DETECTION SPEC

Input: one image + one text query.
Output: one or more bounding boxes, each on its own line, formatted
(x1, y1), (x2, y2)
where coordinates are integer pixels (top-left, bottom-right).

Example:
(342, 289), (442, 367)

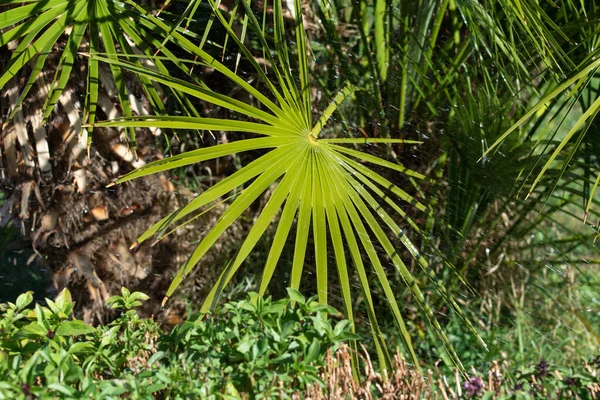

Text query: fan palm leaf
(92, 0), (485, 371)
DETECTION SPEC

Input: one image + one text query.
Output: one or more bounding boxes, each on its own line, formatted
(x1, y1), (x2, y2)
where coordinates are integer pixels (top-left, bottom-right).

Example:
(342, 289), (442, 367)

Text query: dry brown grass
(302, 344), (431, 399)
(298, 344), (600, 399)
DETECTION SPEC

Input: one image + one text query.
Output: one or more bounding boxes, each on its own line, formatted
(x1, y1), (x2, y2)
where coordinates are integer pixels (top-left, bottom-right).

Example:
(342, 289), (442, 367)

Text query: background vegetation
(1, 0), (600, 397)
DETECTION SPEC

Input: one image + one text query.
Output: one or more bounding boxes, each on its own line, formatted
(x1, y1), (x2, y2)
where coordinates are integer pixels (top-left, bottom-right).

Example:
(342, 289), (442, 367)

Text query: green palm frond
(92, 0), (485, 371)
(0, 0), (206, 151)
(483, 55), (600, 222)
(476, 2), (600, 222)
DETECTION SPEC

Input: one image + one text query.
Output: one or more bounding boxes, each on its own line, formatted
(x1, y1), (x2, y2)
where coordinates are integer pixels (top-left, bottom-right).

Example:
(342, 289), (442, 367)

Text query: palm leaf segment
(0, 0), (198, 150)
(95, 0), (484, 370)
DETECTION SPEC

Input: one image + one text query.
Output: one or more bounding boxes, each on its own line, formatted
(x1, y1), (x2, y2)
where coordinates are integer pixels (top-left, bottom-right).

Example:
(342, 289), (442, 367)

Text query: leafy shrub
(0, 288), (355, 399)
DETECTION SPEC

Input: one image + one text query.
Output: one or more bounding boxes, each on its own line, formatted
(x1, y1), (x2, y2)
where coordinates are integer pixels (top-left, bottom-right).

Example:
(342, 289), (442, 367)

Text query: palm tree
(1, 0), (599, 370)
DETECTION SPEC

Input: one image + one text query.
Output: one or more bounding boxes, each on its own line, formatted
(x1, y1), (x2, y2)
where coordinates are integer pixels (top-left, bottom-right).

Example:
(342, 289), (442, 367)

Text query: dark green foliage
(0, 193), (49, 303)
(0, 223), (49, 304)
(0, 288), (355, 399)
(155, 288), (358, 398)
(488, 358), (600, 400)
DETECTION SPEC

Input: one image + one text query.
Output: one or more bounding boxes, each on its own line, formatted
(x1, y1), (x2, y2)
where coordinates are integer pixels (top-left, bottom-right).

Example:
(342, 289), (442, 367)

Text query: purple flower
(464, 376), (484, 396)
(535, 359), (549, 377)
(565, 377), (577, 386)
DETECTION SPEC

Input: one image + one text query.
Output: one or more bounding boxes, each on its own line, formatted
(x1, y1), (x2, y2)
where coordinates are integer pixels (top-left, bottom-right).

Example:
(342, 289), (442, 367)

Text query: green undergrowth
(0, 287), (355, 399)
(0, 288), (598, 399)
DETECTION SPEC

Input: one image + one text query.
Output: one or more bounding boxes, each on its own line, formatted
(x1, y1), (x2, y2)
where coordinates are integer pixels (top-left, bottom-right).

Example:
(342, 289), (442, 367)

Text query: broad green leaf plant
(91, 0), (485, 370)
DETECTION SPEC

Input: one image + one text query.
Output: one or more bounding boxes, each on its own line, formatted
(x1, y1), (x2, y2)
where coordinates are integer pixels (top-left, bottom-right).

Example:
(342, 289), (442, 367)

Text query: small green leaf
(0, 381), (19, 390)
(15, 291), (33, 310)
(105, 296), (123, 309)
(69, 342), (95, 354)
(128, 301), (143, 308)
(310, 315), (331, 338)
(239, 302), (255, 312)
(148, 351), (166, 365)
(45, 299), (61, 315)
(35, 303), (49, 328)
(261, 303), (286, 316)
(155, 371), (172, 384)
(47, 382), (77, 395)
(18, 322), (47, 337)
(273, 353), (293, 363)
(334, 331), (361, 341)
(481, 391), (495, 400)
(56, 320), (96, 336)
(121, 287), (131, 298)
(223, 382), (241, 397)
(100, 326), (120, 347)
(100, 385), (128, 396)
(333, 320), (351, 337)
(237, 335), (253, 354)
(286, 288), (306, 305)
(305, 339), (321, 363)
(128, 292), (150, 302)
(146, 383), (167, 393)
(308, 302), (337, 315)
(54, 288), (73, 311)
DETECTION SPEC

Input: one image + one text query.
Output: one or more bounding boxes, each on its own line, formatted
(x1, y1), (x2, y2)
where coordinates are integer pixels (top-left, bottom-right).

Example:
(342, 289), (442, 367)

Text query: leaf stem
(310, 85), (360, 139)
